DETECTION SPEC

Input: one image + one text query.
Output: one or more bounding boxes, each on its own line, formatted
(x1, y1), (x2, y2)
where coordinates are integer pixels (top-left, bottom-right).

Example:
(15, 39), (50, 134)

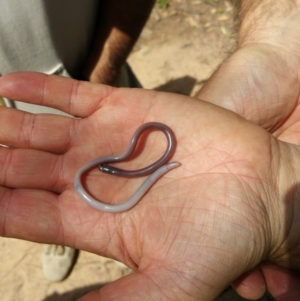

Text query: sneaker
(42, 244), (77, 282)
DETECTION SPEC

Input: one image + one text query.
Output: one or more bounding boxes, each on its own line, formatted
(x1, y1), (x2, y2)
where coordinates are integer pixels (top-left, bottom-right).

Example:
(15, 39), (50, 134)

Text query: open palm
(0, 72), (300, 301)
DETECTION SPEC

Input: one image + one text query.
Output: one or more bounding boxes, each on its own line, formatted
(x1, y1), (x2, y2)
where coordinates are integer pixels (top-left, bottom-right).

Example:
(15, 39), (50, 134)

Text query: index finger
(0, 72), (115, 117)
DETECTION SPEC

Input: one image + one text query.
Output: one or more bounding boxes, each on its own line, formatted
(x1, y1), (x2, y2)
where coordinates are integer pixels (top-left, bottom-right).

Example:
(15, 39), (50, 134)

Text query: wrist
(238, 1), (300, 56)
(196, 43), (300, 126)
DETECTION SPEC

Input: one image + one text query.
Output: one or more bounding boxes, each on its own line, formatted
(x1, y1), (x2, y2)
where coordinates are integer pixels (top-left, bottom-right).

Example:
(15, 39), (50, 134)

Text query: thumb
(232, 268), (267, 300)
(262, 265), (300, 301)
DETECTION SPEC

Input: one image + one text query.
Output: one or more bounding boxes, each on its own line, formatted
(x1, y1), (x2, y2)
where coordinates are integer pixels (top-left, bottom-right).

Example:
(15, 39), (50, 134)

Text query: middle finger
(0, 106), (75, 153)
(0, 147), (66, 192)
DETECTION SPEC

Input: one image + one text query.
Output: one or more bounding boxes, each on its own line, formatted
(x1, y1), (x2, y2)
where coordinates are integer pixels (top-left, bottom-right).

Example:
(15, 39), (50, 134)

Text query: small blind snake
(74, 122), (181, 213)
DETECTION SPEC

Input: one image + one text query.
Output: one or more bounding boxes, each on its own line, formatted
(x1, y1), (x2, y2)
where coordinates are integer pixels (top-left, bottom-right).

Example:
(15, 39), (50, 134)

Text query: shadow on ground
(154, 75), (205, 95)
(41, 283), (106, 301)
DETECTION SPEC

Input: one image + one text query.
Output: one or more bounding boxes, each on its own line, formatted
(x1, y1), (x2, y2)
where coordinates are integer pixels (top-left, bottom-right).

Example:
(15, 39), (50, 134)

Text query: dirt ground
(1, 1), (274, 300)
(129, 0), (236, 95)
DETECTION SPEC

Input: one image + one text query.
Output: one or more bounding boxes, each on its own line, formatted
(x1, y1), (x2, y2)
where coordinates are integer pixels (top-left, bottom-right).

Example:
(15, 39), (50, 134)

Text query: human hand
(1, 72), (300, 301)
(195, 5), (300, 299)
